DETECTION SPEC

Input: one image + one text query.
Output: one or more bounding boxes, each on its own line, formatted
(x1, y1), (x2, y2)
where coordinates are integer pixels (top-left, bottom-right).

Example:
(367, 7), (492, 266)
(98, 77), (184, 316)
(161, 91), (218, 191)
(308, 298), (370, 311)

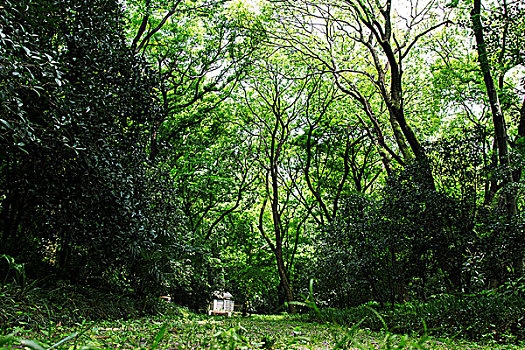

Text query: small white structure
(159, 295), (171, 302)
(208, 291), (234, 317)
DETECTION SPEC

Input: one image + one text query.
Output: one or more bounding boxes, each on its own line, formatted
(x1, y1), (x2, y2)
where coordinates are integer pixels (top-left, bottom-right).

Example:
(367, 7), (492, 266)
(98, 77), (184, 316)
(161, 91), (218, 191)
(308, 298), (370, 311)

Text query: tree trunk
(512, 97), (525, 182)
(275, 249), (295, 313)
(388, 109), (412, 162)
(369, 1), (436, 190)
(471, 0), (517, 216)
(270, 163), (295, 313)
(484, 140), (501, 206)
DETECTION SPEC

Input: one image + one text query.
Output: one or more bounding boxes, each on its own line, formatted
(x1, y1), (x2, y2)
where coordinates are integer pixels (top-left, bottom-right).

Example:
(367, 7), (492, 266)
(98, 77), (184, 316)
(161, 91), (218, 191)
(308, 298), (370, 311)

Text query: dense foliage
(1, 0), (524, 344)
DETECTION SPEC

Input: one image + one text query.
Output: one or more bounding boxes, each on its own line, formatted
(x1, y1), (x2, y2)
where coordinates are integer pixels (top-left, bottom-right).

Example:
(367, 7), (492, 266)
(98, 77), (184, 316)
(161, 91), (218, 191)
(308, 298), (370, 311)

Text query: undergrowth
(0, 281), (164, 334)
(306, 292), (525, 343)
(1, 310), (522, 349)
(1, 278), (524, 349)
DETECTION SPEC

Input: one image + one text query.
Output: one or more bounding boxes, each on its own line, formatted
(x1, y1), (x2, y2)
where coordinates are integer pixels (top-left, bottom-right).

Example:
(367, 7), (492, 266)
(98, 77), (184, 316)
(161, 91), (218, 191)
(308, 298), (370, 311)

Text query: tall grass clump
(309, 290), (525, 343)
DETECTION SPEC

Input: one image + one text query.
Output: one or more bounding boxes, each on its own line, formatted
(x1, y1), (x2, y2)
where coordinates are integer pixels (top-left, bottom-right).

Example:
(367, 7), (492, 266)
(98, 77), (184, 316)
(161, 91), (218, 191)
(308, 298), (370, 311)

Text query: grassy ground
(1, 308), (523, 350)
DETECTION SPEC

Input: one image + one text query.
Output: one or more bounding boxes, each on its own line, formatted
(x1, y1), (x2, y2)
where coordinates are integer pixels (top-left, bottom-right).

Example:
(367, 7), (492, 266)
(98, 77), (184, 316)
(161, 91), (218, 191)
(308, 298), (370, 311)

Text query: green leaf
(150, 322), (168, 349)
(48, 333), (78, 349)
(19, 339), (47, 350)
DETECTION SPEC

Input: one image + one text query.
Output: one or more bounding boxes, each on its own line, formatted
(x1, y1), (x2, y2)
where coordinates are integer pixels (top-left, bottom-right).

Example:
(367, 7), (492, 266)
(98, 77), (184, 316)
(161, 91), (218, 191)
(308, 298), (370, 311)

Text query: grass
(1, 307), (524, 349)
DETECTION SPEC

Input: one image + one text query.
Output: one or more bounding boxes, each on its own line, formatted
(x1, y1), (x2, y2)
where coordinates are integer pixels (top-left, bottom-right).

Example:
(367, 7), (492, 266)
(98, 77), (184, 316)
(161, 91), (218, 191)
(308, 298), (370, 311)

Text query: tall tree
(0, 0), (160, 289)
(240, 51), (317, 312)
(126, 0), (261, 161)
(267, 0), (454, 188)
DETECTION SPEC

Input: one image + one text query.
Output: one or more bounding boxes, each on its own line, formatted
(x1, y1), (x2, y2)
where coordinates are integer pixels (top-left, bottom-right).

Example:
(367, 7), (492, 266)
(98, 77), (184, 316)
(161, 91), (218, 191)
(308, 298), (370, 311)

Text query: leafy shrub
(308, 291), (525, 343)
(0, 282), (143, 333)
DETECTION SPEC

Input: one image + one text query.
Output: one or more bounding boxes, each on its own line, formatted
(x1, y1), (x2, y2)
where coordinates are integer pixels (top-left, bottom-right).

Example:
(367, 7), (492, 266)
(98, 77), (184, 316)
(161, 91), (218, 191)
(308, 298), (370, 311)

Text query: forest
(1, 0), (525, 348)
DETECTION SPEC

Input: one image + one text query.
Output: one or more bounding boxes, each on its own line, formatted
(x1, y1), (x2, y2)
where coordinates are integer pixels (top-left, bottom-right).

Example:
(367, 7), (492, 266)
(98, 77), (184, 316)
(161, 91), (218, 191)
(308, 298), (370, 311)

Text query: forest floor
(2, 312), (523, 349)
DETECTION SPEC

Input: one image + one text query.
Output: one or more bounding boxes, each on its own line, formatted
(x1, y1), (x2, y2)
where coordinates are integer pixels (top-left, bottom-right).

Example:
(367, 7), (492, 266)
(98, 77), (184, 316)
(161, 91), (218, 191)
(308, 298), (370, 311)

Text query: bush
(0, 281), (145, 333)
(308, 291), (525, 343)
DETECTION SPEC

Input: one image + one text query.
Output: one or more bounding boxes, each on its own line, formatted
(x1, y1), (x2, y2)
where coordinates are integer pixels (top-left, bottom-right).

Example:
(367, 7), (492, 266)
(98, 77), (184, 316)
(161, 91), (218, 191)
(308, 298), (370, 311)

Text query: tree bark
(518, 97), (525, 143)
(512, 97), (525, 182)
